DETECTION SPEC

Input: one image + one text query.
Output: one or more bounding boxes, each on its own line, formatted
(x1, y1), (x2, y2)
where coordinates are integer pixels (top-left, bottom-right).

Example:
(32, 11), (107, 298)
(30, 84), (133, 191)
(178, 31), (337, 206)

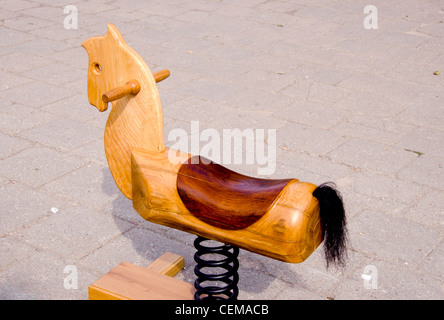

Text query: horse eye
(93, 63), (102, 74)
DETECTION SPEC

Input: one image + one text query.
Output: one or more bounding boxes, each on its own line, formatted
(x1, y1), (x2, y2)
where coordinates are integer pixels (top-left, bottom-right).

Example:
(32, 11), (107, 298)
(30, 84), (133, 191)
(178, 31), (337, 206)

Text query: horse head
(82, 23), (128, 112)
(81, 23), (167, 199)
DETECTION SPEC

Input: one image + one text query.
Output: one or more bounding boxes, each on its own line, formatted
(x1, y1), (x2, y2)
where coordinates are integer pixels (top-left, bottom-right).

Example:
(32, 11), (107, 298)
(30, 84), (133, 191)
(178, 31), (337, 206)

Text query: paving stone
(279, 122), (348, 156)
(328, 138), (417, 175)
(0, 70), (33, 91)
(3, 15), (54, 32)
(397, 154), (444, 190)
(176, 77), (243, 103)
(123, 26), (174, 47)
(28, 23), (88, 42)
(405, 189), (444, 229)
(41, 162), (122, 210)
(105, 0), (153, 11)
(291, 63), (352, 86)
(155, 68), (201, 97)
(0, 147), (87, 188)
(0, 102), (58, 135)
(230, 69), (297, 94)
(18, 117), (102, 151)
(205, 25), (261, 48)
(223, 87), (293, 112)
(0, 238), (33, 270)
(330, 38), (393, 56)
(24, 61), (85, 86)
(331, 258), (444, 299)
(68, 137), (107, 167)
(342, 171), (426, 218)
(0, 132), (32, 159)
(395, 127), (444, 159)
(163, 96), (234, 125)
(306, 81), (351, 105)
(417, 240), (444, 281)
(100, 193), (143, 225)
(11, 37), (69, 56)
(238, 272), (290, 300)
(279, 150), (354, 182)
(274, 286), (326, 300)
(0, 26), (36, 47)
(41, 94), (97, 123)
(153, 45), (208, 70)
(0, 9), (15, 21)
(0, 176), (9, 186)
(0, 250), (90, 299)
(385, 60), (444, 85)
(348, 209), (441, 268)
(374, 31), (430, 47)
(332, 90), (412, 118)
(204, 45), (257, 63)
(186, 59), (251, 83)
(340, 72), (436, 104)
(0, 51), (51, 73)
(297, 46), (351, 66)
(13, 204), (133, 260)
(383, 40), (442, 66)
(136, 2), (190, 18)
(0, 81), (73, 108)
(77, 226), (195, 277)
(0, 182), (68, 236)
(46, 45), (89, 70)
(398, 103), (444, 130)
(2, 0), (39, 12)
(330, 117), (415, 146)
(335, 53), (399, 75)
(275, 100), (348, 130)
(22, 5), (66, 22)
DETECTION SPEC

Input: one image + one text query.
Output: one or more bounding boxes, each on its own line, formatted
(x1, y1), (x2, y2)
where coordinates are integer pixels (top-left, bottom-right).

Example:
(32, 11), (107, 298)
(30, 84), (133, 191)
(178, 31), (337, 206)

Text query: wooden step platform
(88, 252), (195, 300)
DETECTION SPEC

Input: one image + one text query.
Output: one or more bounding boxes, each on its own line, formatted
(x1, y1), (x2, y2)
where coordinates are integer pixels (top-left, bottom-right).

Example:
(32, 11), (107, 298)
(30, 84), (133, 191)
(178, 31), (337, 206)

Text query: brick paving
(0, 0), (443, 299)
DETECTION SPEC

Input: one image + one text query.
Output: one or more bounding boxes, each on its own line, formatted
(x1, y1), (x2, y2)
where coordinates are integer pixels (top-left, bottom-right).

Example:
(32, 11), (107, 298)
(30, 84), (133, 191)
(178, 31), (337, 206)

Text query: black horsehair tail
(312, 182), (348, 268)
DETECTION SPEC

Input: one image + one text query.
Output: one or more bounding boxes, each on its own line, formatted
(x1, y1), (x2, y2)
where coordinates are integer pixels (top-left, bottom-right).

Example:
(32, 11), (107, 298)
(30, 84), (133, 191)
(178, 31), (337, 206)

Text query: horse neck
(103, 57), (165, 199)
(105, 76), (165, 153)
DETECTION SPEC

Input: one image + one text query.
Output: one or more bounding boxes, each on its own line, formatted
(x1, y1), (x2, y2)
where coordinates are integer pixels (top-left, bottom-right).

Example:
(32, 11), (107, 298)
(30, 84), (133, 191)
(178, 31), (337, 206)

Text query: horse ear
(106, 23), (125, 44)
(81, 39), (91, 51)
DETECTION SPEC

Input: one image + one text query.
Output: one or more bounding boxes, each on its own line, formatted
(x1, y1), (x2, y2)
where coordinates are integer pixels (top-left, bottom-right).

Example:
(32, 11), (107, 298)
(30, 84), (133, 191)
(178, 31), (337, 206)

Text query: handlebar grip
(102, 80), (140, 103)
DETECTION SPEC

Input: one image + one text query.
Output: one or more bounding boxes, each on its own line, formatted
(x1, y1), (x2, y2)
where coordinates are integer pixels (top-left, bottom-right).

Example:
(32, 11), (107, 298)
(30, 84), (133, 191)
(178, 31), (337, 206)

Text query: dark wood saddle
(177, 156), (292, 230)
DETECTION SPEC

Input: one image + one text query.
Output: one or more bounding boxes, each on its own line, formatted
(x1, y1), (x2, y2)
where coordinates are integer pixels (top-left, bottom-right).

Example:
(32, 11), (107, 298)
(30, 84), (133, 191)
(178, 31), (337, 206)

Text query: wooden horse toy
(83, 24), (347, 300)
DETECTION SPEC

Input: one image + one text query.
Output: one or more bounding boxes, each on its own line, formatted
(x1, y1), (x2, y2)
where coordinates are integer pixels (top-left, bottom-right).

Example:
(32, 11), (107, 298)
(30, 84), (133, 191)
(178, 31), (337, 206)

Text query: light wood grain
(89, 261), (194, 300)
(153, 69), (170, 83)
(82, 23), (165, 199)
(146, 252), (185, 277)
(102, 79), (140, 103)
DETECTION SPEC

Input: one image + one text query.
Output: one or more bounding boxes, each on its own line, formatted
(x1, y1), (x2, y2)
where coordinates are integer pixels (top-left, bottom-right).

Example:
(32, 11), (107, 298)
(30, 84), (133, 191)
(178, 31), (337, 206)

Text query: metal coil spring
(193, 236), (239, 300)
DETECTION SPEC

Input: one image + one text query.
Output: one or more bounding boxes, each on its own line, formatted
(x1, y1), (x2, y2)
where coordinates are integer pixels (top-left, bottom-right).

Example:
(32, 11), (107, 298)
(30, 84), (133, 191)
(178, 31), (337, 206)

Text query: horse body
(82, 24), (347, 266)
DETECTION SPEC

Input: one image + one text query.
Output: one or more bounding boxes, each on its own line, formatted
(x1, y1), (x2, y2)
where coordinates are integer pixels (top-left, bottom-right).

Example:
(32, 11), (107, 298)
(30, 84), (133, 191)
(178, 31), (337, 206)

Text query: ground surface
(0, 0), (443, 300)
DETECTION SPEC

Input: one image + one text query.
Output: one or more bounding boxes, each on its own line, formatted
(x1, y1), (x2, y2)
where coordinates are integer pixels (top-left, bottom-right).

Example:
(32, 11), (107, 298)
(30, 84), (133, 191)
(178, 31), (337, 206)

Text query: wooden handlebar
(153, 69), (170, 83)
(102, 80), (141, 103)
(102, 70), (170, 103)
